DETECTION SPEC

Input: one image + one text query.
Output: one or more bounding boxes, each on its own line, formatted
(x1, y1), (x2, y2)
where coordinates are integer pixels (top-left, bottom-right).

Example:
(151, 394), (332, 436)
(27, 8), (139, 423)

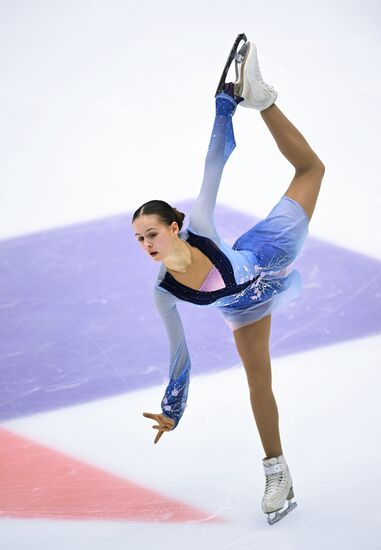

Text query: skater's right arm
(151, 285), (192, 431)
(188, 92), (238, 245)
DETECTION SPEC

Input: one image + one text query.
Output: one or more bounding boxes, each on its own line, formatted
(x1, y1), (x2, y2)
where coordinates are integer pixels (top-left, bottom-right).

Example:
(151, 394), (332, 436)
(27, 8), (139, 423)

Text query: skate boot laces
(253, 58), (275, 94)
(264, 469), (288, 498)
(263, 457), (288, 499)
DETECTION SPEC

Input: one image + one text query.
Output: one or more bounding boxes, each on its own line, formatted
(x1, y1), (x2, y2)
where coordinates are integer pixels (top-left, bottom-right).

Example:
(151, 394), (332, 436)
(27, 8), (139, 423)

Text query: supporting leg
(233, 314), (283, 458)
(260, 104), (325, 221)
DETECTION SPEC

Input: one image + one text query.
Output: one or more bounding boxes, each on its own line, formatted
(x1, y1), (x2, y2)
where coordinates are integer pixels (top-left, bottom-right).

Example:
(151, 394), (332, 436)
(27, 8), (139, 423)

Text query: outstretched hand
(222, 82), (244, 104)
(143, 412), (175, 444)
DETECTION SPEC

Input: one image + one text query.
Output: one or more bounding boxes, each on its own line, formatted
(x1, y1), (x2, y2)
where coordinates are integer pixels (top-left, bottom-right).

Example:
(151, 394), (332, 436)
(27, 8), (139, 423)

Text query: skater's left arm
(143, 286), (192, 443)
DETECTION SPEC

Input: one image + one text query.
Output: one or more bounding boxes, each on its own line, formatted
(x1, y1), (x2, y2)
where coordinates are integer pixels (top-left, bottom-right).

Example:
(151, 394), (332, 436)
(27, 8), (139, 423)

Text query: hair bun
(173, 207), (185, 227)
(132, 200), (186, 232)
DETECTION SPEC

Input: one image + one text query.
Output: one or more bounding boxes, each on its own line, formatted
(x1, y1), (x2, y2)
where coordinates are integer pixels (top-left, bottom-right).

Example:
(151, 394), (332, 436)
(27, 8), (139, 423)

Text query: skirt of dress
(216, 195), (310, 331)
(232, 195), (310, 270)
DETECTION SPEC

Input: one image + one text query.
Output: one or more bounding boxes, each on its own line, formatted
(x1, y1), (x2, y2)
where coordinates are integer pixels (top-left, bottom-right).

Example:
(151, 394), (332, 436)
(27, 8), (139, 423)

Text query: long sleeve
(188, 91), (238, 244)
(153, 285), (192, 429)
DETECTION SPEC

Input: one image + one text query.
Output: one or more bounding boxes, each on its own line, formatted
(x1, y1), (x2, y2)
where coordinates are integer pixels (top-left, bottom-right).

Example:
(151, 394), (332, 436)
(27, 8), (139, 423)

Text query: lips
(150, 252), (158, 256)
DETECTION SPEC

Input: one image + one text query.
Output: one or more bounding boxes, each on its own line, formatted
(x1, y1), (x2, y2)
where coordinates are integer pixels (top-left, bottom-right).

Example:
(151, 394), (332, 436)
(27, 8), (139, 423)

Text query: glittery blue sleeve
(153, 286), (192, 429)
(188, 92), (238, 243)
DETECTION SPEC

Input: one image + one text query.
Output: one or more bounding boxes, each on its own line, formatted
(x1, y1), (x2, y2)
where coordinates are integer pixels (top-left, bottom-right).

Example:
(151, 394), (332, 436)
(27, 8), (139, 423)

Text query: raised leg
(260, 103), (325, 221)
(233, 314), (283, 458)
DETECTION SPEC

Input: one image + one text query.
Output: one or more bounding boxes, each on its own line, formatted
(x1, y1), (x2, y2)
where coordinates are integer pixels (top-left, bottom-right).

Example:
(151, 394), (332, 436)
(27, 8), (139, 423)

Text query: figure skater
(132, 38), (325, 525)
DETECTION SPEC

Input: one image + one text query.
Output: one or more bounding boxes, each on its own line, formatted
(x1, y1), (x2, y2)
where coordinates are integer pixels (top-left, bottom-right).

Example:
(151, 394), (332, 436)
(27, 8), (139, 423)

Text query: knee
(296, 156), (325, 176)
(313, 159), (326, 181)
(245, 363), (272, 392)
(315, 157), (325, 173)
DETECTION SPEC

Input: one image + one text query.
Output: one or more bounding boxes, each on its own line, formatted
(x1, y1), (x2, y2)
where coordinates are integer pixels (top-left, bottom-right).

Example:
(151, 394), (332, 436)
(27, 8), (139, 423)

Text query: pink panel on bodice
(199, 265), (226, 292)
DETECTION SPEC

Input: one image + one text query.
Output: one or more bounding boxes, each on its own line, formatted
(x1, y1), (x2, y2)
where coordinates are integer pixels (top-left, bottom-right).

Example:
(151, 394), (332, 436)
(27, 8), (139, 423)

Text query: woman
(132, 40), (325, 524)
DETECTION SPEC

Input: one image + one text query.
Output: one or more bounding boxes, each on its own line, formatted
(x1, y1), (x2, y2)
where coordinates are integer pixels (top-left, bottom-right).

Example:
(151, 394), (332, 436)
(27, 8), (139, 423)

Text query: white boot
(234, 41), (278, 111)
(262, 454), (297, 525)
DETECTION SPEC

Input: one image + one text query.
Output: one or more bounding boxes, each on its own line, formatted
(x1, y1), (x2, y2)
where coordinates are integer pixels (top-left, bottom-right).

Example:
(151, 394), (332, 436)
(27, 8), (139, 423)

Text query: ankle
(264, 450), (283, 459)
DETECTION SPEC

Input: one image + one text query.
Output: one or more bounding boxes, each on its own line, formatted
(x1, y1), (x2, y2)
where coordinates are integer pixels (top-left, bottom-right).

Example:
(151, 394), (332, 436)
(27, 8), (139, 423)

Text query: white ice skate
(234, 41), (278, 111)
(262, 454), (297, 525)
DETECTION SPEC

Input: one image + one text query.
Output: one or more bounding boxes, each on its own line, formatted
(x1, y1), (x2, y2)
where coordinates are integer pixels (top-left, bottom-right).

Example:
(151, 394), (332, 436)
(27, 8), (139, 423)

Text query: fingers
(161, 419), (174, 430)
(154, 430), (165, 444)
(161, 415), (175, 431)
(143, 412), (174, 429)
(152, 424), (170, 431)
(222, 81), (234, 97)
(143, 412), (174, 444)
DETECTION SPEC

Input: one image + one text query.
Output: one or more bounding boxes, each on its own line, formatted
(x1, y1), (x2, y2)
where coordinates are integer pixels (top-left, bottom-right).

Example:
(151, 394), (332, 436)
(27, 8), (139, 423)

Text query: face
(133, 214), (179, 261)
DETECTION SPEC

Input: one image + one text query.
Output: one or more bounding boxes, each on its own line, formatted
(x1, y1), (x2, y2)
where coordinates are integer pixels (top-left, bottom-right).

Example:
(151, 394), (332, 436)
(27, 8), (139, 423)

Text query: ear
(170, 221), (179, 236)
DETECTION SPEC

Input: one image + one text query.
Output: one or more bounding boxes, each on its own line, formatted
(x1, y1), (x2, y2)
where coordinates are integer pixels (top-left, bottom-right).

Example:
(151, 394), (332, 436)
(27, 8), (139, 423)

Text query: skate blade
(266, 499), (297, 525)
(215, 33), (247, 97)
(233, 42), (250, 97)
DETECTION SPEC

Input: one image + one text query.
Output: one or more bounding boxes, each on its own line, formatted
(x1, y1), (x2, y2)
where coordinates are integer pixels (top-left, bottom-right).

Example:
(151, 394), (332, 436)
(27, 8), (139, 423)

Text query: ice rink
(1, 1), (380, 549)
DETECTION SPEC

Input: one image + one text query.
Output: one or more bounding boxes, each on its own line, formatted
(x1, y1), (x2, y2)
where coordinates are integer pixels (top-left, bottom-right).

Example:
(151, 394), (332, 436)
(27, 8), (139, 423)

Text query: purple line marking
(1, 201), (380, 421)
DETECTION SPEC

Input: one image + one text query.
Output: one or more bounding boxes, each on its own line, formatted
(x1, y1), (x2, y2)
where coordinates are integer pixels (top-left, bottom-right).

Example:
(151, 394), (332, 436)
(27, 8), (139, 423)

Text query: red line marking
(0, 428), (225, 523)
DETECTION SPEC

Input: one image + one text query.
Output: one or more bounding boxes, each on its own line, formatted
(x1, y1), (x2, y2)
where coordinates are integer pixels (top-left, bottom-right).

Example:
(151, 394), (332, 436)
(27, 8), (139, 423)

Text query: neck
(164, 240), (193, 273)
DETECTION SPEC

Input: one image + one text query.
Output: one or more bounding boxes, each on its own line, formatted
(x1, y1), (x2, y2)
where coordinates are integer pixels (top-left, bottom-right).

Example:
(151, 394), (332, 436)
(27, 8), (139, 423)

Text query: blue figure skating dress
(153, 92), (310, 429)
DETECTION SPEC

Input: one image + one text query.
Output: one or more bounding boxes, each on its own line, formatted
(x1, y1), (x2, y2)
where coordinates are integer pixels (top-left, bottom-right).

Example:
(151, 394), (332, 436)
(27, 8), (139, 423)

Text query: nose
(143, 239), (153, 251)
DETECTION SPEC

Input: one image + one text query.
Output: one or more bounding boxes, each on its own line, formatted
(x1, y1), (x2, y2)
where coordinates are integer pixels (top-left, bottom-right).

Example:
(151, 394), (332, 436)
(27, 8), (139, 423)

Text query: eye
(137, 233), (157, 242)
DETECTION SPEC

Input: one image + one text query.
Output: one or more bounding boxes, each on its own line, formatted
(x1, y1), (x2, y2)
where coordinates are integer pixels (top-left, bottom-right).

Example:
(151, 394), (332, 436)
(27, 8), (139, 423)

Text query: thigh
(233, 314), (272, 386)
(284, 165), (325, 222)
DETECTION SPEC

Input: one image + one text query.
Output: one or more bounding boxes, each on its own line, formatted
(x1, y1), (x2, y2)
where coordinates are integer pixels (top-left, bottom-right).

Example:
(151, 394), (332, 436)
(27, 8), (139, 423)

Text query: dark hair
(131, 200), (186, 231)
